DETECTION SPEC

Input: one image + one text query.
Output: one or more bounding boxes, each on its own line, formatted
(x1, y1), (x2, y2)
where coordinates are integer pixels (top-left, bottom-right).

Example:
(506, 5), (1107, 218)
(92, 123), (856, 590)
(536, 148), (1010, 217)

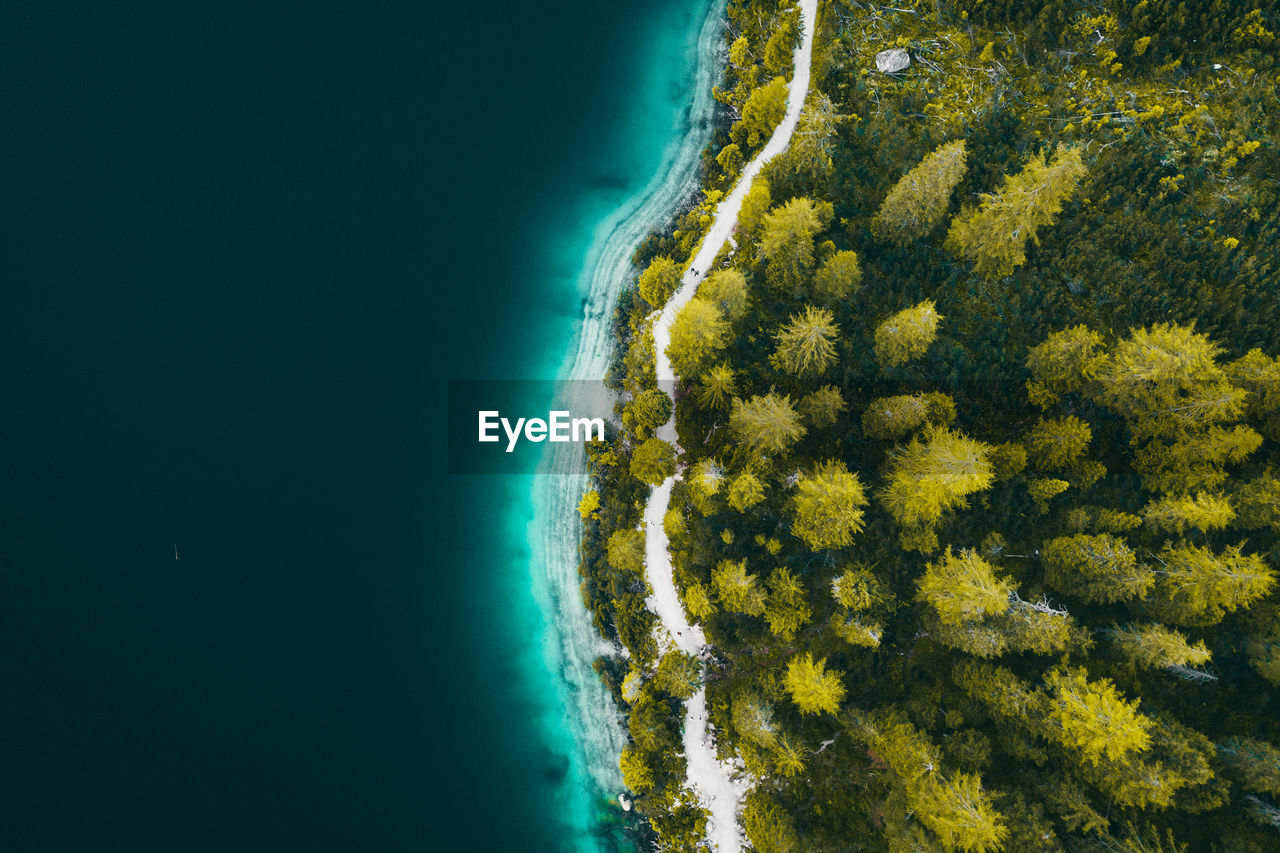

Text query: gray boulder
(875, 48), (911, 73)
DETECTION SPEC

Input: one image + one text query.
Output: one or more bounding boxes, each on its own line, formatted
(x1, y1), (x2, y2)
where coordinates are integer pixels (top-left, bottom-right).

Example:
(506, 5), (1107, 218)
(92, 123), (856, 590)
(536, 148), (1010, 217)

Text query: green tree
(619, 746), (655, 793)
(713, 558), (766, 616)
(1233, 471), (1280, 531)
(743, 790), (798, 853)
(862, 393), (932, 440)
(638, 256), (683, 308)
(770, 305), (839, 377)
(917, 548), (1014, 626)
(813, 249), (861, 302)
(945, 144), (1087, 277)
(630, 437), (677, 485)
(1044, 668), (1152, 766)
(1025, 416), (1092, 471)
(666, 298), (728, 378)
(790, 461), (868, 551)
(784, 652), (845, 715)
(728, 471), (766, 512)
(654, 650), (701, 700)
(871, 139), (968, 245)
(1133, 425), (1262, 493)
(1147, 541), (1275, 626)
(730, 392), (806, 455)
(1228, 348), (1280, 418)
(1026, 324), (1107, 409)
(797, 385), (846, 429)
(874, 300), (942, 367)
(765, 567), (810, 640)
(1042, 534), (1154, 604)
(1141, 492), (1235, 534)
(1217, 738), (1280, 797)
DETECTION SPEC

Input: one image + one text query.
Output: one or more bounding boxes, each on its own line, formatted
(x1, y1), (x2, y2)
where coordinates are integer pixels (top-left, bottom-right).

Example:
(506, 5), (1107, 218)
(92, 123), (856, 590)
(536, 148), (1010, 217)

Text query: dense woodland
(579, 1), (1280, 850)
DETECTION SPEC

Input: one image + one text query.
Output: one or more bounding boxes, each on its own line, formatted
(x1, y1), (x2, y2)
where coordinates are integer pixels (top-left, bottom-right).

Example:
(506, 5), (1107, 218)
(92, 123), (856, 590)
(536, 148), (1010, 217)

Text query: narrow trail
(642, 1), (818, 850)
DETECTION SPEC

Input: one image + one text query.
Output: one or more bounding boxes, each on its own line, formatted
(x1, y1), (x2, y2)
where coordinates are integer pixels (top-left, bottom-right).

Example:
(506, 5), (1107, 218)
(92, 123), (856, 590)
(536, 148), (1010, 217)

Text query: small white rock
(876, 48), (911, 73)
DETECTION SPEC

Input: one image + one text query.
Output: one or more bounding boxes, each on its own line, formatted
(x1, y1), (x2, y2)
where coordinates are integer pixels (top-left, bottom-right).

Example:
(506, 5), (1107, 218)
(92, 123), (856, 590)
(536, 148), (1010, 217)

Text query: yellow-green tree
(1093, 323), (1247, 440)
(1228, 348), (1280, 418)
(872, 139), (968, 245)
(730, 392), (806, 454)
(813, 249), (861, 302)
(695, 363), (737, 410)
(666, 298), (729, 377)
(918, 773), (1009, 853)
(1234, 471), (1280, 531)
(946, 144), (1087, 277)
(1026, 324), (1107, 409)
(770, 305), (839, 377)
(727, 471), (765, 512)
(738, 178), (772, 236)
(1107, 623), (1211, 672)
(874, 300), (942, 367)
(862, 392), (954, 440)
(630, 437), (676, 485)
(712, 558), (767, 616)
(880, 427), (994, 546)
(743, 790), (799, 853)
(1025, 416), (1092, 471)
(797, 385), (846, 429)
(790, 461), (868, 551)
(1042, 533), (1154, 604)
(759, 197), (829, 293)
(637, 256), (683, 308)
(917, 548), (1014, 626)
(1141, 492), (1234, 534)
(698, 268), (750, 321)
(732, 76), (787, 151)
(764, 567), (810, 640)
(783, 652), (845, 715)
(1147, 541), (1275, 626)
(1044, 668), (1152, 766)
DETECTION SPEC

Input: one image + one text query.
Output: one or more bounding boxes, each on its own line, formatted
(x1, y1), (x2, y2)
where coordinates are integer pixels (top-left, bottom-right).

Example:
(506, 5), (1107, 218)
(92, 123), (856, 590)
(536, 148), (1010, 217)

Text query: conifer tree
(1028, 477), (1070, 513)
(764, 567), (810, 640)
(1217, 738), (1280, 797)
(695, 363), (737, 410)
(712, 558), (766, 616)
(730, 392), (806, 455)
(1044, 668), (1152, 766)
(1141, 492), (1235, 534)
(1026, 324), (1107, 409)
(743, 790), (799, 853)
(797, 385), (846, 429)
(1025, 415), (1092, 471)
(606, 528), (646, 576)
(917, 547), (1014, 626)
(1148, 541), (1275, 626)
(732, 76), (788, 151)
(738, 178), (772, 236)
(1094, 323), (1246, 440)
(832, 565), (879, 610)
(1233, 471), (1280, 531)
(759, 197), (829, 293)
(637, 256), (683, 308)
(1042, 534), (1154, 604)
(1228, 348), (1280, 417)
(698, 268), (750, 321)
(769, 305), (839, 377)
(1108, 623), (1212, 671)
(872, 139), (968, 245)
(619, 746), (655, 793)
(874, 300), (942, 367)
(666, 298), (728, 378)
(813, 249), (861, 302)
(654, 650), (701, 700)
(630, 437), (677, 485)
(728, 471), (766, 512)
(1133, 424), (1262, 493)
(880, 427), (994, 541)
(862, 393), (929, 439)
(918, 773), (1009, 853)
(945, 144), (1087, 277)
(784, 652), (845, 715)
(790, 460), (868, 551)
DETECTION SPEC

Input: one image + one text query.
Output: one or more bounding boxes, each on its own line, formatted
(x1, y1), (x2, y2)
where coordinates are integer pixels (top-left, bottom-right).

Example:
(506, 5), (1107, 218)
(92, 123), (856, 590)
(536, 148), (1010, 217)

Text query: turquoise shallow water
(0, 1), (716, 850)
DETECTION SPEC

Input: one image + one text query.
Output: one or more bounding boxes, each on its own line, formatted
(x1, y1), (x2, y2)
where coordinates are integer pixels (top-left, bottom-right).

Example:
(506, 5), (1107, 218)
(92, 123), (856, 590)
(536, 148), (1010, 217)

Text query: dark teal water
(0, 2), (709, 851)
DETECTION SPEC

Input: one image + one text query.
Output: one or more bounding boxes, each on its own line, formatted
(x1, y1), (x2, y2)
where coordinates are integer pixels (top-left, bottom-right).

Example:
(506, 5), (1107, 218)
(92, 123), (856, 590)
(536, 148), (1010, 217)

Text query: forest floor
(641, 0), (818, 848)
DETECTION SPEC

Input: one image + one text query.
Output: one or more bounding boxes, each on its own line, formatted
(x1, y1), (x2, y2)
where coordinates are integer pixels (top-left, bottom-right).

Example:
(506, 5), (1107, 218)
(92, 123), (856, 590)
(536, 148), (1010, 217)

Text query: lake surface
(0, 1), (714, 850)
